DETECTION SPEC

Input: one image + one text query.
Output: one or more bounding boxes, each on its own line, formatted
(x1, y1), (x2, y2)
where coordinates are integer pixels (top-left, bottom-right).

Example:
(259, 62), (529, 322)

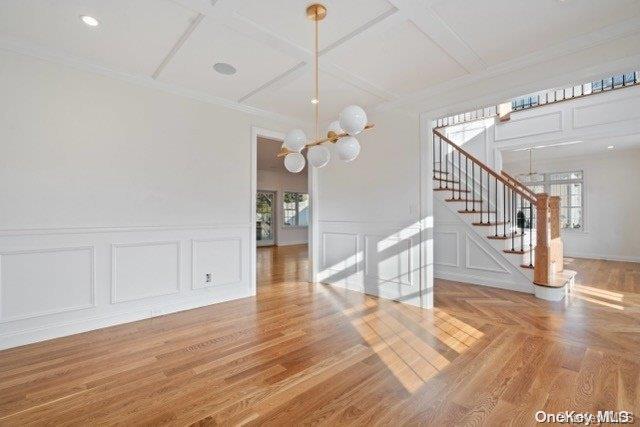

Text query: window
(520, 171), (584, 230)
(283, 192), (309, 227)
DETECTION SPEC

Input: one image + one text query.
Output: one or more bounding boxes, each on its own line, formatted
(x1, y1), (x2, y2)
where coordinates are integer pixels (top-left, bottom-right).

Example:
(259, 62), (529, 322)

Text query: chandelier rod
(314, 9), (319, 142)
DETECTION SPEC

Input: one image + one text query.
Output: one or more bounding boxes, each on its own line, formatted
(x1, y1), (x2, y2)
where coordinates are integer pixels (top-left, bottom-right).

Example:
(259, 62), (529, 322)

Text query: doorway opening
(255, 135), (310, 286)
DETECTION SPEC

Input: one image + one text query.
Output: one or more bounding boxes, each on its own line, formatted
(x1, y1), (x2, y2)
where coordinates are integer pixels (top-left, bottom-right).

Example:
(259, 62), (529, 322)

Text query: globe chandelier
(278, 3), (374, 173)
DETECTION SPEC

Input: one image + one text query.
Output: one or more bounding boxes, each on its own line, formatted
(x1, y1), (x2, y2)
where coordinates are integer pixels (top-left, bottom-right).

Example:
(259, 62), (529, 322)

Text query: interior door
(256, 191), (276, 246)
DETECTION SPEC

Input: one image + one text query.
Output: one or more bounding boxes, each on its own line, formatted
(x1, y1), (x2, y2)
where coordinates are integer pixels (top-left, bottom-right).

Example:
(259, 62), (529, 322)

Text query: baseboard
(0, 287), (253, 350)
(434, 272), (534, 294)
(276, 240), (308, 246)
(564, 252), (640, 263)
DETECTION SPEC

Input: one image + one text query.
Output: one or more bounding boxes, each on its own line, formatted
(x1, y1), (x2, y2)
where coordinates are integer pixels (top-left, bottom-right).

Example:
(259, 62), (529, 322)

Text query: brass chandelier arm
(277, 124), (375, 157)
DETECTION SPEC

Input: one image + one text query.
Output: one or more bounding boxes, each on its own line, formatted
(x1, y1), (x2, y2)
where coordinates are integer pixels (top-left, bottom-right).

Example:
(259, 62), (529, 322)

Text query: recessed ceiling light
(607, 145), (615, 150)
(213, 62), (237, 75)
(311, 98), (319, 104)
(79, 15), (100, 27)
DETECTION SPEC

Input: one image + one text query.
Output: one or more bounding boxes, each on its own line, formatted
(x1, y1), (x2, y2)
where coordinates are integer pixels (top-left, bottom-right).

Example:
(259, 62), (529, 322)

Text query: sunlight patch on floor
(345, 302), (483, 393)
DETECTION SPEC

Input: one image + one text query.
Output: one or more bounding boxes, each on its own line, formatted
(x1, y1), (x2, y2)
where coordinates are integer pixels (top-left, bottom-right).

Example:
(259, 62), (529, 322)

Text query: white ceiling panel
(157, 16), (301, 102)
(324, 20), (467, 95)
(0, 0), (198, 76)
(431, 0), (640, 66)
(232, 0), (395, 52)
(244, 68), (384, 122)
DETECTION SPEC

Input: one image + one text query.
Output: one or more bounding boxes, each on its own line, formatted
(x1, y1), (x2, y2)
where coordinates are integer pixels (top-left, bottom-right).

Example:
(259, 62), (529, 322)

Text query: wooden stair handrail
(433, 129), (536, 204)
(500, 170), (537, 201)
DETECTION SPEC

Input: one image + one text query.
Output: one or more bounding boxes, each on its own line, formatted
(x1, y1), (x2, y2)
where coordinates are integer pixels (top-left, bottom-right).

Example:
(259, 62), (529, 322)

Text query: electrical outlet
(205, 273), (212, 283)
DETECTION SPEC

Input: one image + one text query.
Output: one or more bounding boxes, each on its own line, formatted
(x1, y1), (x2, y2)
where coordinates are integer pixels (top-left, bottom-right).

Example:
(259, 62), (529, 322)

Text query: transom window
(283, 192), (309, 227)
(520, 171), (584, 230)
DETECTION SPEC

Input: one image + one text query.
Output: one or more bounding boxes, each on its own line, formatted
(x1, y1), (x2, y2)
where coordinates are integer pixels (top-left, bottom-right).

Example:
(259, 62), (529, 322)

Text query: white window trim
(283, 191), (309, 229)
(524, 170), (587, 233)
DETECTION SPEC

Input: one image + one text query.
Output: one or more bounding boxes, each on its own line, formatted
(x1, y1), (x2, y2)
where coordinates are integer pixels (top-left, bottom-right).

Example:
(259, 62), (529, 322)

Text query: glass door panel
(256, 191), (276, 246)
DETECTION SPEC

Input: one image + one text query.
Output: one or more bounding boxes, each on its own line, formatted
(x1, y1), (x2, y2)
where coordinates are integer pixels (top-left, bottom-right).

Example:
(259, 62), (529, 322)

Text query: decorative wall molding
(464, 234), (510, 274)
(111, 241), (182, 304)
(0, 222), (252, 237)
(0, 246), (96, 323)
(494, 111), (562, 141)
(572, 91), (640, 129)
(191, 238), (243, 290)
(363, 234), (413, 286)
(434, 230), (460, 267)
(321, 232), (359, 274)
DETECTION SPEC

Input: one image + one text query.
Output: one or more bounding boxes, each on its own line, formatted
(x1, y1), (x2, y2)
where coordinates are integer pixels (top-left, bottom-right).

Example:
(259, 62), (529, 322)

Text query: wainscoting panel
(111, 241), (181, 303)
(192, 238), (242, 289)
(494, 111), (562, 141)
(465, 235), (509, 273)
(573, 93), (640, 129)
(0, 224), (252, 350)
(364, 235), (412, 286)
(321, 232), (359, 275)
(434, 230), (459, 267)
(0, 246), (95, 322)
(318, 220), (426, 307)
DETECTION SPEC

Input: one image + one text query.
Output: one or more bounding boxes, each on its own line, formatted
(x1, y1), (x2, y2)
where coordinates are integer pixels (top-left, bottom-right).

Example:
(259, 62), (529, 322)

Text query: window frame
(282, 191), (309, 228)
(522, 170), (585, 232)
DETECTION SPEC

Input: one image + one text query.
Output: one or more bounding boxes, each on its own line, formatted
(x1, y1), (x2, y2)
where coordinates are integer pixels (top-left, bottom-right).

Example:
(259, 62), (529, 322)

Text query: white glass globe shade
(336, 136), (360, 162)
(327, 120), (344, 136)
(339, 105), (367, 136)
(283, 129), (307, 152)
(284, 152), (306, 173)
(307, 145), (330, 168)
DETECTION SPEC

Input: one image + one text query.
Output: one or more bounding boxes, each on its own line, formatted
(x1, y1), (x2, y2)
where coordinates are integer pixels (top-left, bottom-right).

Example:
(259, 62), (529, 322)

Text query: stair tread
(504, 248), (532, 254)
(435, 188), (471, 193)
(433, 178), (458, 184)
(433, 170), (449, 174)
(444, 198), (481, 202)
(472, 221), (510, 226)
(486, 233), (523, 240)
(458, 209), (496, 214)
(520, 264), (534, 269)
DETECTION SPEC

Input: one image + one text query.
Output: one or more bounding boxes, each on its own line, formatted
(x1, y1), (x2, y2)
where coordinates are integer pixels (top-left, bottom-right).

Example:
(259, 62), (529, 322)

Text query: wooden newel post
(548, 196), (564, 273)
(534, 193), (551, 285)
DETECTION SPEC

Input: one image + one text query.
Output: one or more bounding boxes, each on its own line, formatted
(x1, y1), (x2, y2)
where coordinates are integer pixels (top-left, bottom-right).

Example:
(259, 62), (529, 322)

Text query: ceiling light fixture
(79, 15), (100, 27)
(279, 4), (374, 172)
(213, 62), (237, 75)
(607, 145), (615, 150)
(516, 148), (540, 181)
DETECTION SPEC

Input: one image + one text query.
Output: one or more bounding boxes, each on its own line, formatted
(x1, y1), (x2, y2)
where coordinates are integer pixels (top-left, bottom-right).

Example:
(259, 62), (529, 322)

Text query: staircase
(432, 129), (576, 301)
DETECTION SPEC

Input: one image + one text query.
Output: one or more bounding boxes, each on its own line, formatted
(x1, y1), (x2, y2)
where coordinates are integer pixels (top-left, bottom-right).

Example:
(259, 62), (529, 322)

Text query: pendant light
(279, 4), (374, 172)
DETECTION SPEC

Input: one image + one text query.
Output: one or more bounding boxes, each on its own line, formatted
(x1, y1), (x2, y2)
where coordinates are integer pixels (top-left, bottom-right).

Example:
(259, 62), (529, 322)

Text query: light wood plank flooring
(0, 246), (638, 425)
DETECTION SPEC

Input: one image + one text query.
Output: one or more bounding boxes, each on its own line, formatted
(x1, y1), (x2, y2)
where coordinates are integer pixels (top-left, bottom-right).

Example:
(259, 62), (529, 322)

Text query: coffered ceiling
(1, 0), (639, 122)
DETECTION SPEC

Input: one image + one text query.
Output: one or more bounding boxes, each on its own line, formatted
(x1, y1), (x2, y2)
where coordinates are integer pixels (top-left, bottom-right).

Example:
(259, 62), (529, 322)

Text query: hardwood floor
(0, 245), (638, 425)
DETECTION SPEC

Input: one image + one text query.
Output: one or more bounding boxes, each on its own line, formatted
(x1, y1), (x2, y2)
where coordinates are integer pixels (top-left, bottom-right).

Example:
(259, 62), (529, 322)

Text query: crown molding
(0, 35), (307, 128)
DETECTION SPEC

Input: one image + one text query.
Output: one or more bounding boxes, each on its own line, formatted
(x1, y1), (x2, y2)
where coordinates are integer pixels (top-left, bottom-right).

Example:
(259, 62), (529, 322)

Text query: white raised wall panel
(111, 241), (181, 303)
(0, 246), (95, 322)
(192, 238), (242, 289)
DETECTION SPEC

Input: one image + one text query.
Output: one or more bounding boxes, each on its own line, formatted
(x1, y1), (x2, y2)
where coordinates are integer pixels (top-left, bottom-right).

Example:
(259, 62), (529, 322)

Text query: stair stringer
(434, 192), (535, 294)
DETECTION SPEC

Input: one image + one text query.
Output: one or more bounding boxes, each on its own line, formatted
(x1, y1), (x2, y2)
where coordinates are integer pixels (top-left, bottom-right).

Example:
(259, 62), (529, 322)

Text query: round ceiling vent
(213, 62), (237, 75)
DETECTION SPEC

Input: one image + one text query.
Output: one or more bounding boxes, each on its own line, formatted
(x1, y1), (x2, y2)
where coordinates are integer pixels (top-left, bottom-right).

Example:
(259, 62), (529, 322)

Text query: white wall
(504, 148), (640, 262)
(256, 168), (308, 246)
(316, 110), (432, 308)
(0, 50), (291, 349)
